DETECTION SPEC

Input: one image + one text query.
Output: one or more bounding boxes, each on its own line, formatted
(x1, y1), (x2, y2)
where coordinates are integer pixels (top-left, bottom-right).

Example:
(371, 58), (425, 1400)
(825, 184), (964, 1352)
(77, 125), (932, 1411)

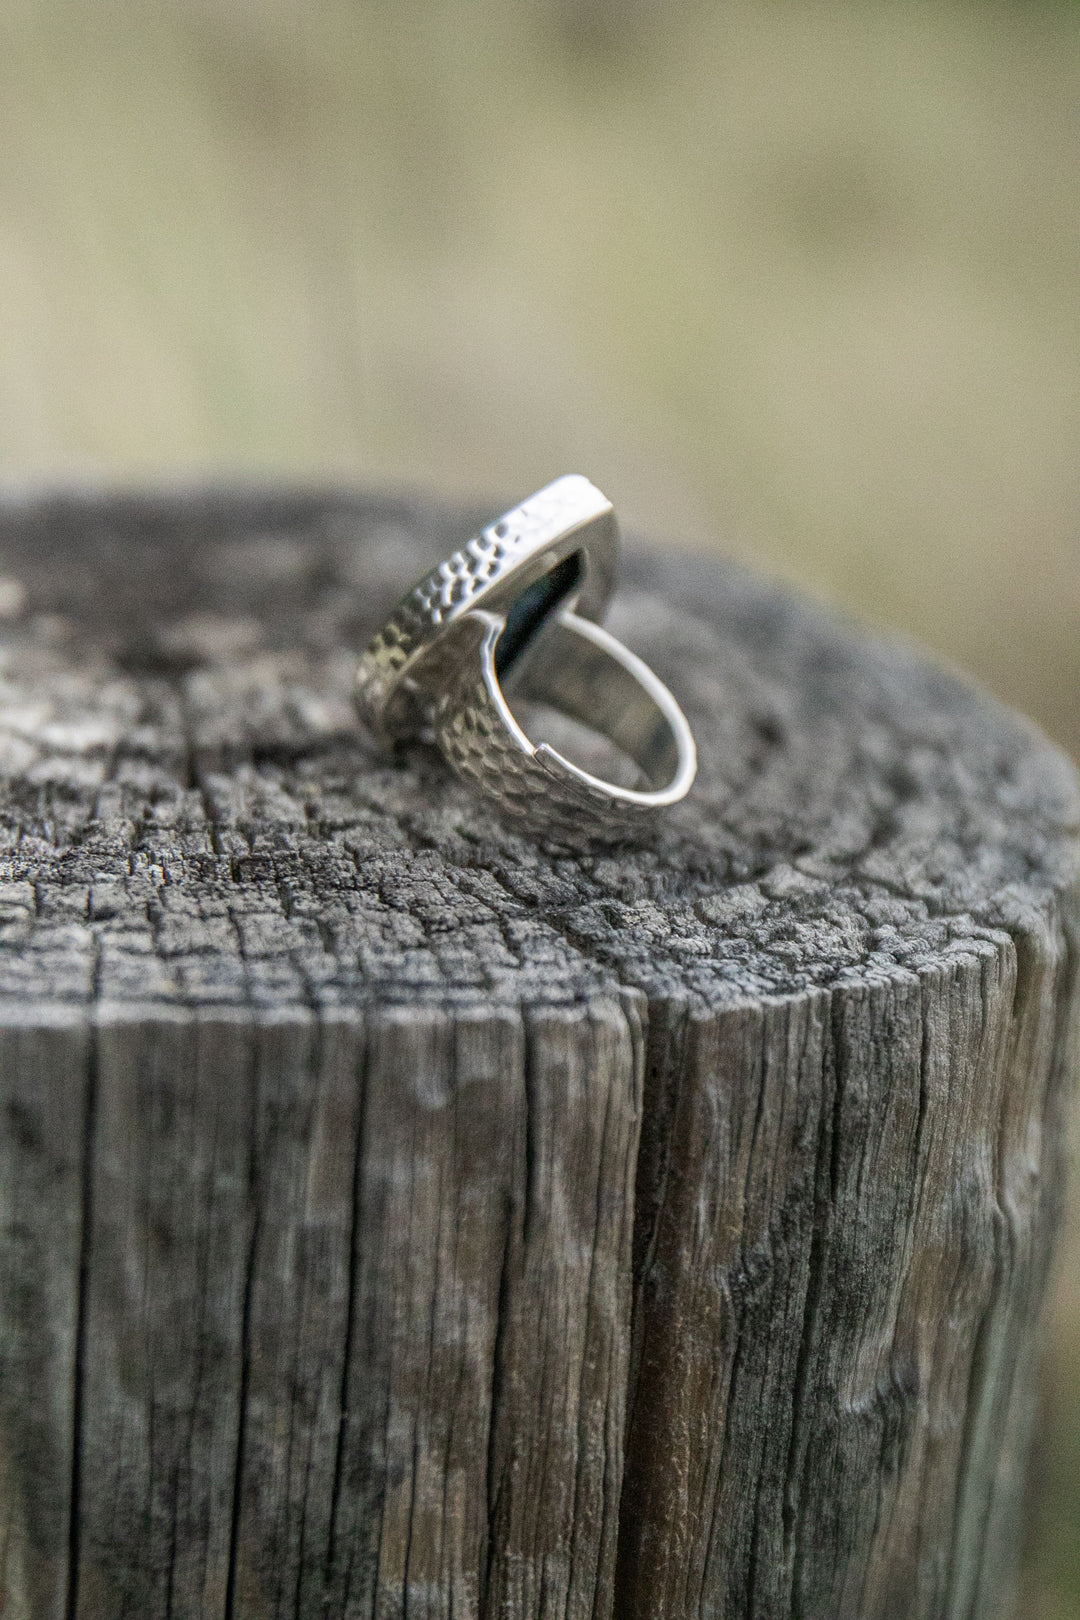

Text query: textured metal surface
(433, 610), (697, 845)
(354, 474), (618, 743)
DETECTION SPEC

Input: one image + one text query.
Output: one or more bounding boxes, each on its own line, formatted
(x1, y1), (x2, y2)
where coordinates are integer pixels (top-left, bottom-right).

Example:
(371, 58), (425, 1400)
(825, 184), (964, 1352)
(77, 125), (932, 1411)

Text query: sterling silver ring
(354, 475), (697, 843)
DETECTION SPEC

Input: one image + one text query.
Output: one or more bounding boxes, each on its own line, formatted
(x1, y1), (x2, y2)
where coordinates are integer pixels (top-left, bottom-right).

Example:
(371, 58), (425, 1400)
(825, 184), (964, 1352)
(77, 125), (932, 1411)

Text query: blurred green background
(0, 0), (1076, 1610)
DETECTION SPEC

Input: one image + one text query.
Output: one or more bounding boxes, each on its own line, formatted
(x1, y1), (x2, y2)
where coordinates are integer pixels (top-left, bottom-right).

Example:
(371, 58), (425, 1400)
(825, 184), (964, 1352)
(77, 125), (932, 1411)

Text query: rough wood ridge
(0, 486), (1074, 1620)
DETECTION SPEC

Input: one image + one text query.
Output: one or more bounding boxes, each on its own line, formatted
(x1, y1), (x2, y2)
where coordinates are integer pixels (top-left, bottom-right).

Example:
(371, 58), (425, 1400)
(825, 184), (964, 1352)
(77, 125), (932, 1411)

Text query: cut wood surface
(0, 486), (1075, 1620)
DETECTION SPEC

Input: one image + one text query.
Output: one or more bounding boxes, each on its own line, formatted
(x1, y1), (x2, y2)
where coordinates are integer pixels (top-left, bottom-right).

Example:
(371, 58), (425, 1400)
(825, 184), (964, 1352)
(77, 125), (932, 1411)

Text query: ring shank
(433, 608), (696, 840)
(515, 615), (682, 790)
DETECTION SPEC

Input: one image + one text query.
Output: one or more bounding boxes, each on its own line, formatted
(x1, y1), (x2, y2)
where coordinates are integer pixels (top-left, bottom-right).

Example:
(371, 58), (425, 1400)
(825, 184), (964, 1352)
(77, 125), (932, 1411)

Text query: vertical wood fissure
(223, 1037), (261, 1620)
(63, 1020), (98, 1620)
(945, 949), (1017, 1620)
(481, 1201), (515, 1618)
(784, 996), (840, 1606)
(327, 1016), (369, 1597)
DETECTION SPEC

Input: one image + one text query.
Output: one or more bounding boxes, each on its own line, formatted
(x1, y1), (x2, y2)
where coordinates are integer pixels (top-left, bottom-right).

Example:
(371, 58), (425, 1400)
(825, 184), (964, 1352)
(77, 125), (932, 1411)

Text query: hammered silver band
(355, 475), (619, 745)
(355, 476), (697, 842)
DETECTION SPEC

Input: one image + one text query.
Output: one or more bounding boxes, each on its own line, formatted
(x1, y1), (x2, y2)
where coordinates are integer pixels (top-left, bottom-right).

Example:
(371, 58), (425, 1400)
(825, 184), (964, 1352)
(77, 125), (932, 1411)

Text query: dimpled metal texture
(354, 474), (616, 743)
(433, 615), (664, 845)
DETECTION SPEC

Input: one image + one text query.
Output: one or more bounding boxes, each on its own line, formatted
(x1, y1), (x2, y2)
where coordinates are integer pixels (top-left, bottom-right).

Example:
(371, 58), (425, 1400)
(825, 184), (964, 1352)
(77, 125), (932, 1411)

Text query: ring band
(355, 476), (697, 843)
(433, 608), (697, 841)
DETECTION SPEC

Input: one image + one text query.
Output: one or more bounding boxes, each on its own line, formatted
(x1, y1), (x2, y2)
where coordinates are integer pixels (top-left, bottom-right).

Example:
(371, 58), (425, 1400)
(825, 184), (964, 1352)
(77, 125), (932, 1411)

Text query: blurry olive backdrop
(1, 0), (1077, 1611)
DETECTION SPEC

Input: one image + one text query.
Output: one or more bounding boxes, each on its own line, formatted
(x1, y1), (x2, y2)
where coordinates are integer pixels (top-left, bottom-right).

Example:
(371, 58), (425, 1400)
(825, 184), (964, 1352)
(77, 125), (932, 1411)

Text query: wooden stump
(0, 485), (1075, 1620)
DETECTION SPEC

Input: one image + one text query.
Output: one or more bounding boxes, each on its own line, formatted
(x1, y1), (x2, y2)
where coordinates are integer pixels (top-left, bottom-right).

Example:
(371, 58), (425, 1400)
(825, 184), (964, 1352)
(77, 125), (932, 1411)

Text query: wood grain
(0, 486), (1074, 1619)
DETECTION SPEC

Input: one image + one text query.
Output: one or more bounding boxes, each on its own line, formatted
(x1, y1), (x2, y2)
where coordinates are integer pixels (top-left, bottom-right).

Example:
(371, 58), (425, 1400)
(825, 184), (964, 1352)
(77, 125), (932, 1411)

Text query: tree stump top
(0, 484), (1073, 1021)
(0, 486), (1077, 1620)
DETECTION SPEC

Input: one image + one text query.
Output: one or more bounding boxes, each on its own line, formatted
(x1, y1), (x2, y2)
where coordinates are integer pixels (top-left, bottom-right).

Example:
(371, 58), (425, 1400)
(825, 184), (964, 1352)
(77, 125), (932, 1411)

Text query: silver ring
(355, 476), (697, 842)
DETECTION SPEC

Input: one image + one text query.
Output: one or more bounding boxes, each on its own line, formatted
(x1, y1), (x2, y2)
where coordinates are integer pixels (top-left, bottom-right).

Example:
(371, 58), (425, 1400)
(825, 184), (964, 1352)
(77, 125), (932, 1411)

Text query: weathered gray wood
(0, 1013), (89, 1619)
(0, 485), (1074, 1620)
